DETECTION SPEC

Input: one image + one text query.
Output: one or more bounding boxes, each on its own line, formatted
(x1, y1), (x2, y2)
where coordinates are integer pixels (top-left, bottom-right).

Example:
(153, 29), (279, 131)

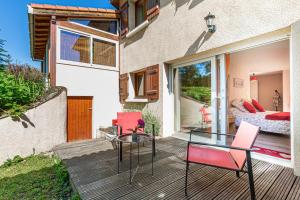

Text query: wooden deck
(54, 137), (300, 200)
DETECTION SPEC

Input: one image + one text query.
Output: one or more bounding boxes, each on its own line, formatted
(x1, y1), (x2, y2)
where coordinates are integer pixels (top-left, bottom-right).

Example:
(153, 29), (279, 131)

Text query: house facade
(28, 1), (300, 175)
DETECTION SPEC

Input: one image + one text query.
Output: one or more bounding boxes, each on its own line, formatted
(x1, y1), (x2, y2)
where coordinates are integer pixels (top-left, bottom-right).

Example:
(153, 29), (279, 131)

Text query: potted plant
(132, 119), (145, 142)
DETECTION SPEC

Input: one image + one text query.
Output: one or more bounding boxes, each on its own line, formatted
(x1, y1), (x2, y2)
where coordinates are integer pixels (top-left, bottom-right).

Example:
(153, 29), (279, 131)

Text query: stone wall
(0, 88), (67, 164)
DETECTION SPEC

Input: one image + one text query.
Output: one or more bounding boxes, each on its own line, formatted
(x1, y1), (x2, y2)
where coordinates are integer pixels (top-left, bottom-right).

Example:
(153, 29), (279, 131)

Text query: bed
(230, 107), (290, 135)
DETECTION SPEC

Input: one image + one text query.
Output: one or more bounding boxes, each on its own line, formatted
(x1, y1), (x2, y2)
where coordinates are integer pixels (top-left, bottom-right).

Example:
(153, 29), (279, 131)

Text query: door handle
(88, 108), (92, 110)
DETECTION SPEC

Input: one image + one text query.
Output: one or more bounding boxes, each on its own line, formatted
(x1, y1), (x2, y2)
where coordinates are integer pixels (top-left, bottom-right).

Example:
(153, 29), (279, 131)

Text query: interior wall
(229, 40), (290, 110)
(283, 70), (291, 111)
(256, 73), (283, 111)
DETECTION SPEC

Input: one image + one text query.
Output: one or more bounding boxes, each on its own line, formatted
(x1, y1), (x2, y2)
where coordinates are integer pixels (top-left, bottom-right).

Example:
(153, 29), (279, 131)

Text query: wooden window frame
(69, 19), (119, 36)
(57, 27), (119, 71)
(135, 0), (147, 28)
(120, 2), (129, 36)
(134, 71), (147, 98)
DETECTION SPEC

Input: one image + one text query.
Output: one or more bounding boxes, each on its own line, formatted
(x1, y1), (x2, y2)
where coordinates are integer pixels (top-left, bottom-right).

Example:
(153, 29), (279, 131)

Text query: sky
(0, 0), (114, 68)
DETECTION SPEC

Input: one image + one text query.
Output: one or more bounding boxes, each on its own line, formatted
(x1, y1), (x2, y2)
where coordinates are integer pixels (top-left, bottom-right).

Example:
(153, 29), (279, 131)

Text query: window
(60, 30), (90, 63)
(93, 38), (116, 67)
(135, 0), (146, 27)
(147, 0), (160, 10)
(59, 29), (117, 68)
(135, 71), (146, 97)
(70, 19), (118, 34)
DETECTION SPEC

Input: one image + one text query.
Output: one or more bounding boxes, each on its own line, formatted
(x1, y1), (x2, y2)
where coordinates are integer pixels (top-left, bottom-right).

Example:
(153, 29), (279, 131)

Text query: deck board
(54, 137), (298, 200)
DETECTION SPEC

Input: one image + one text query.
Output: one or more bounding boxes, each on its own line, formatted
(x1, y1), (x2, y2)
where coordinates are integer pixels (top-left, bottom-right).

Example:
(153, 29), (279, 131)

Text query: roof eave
(110, 0), (120, 8)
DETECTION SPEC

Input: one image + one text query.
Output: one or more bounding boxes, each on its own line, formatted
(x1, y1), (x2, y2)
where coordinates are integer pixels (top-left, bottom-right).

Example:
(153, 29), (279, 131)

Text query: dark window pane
(147, 0), (159, 10)
(71, 20), (118, 34)
(135, 72), (145, 97)
(60, 30), (90, 63)
(135, 0), (145, 27)
(93, 39), (116, 67)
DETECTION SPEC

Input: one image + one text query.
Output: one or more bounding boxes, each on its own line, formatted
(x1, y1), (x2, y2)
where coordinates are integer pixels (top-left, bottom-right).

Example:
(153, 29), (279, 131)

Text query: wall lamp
(204, 12), (216, 33)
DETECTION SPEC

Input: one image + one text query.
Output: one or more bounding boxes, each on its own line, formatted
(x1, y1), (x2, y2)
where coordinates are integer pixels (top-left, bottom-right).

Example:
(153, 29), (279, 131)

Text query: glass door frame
(172, 55), (227, 143)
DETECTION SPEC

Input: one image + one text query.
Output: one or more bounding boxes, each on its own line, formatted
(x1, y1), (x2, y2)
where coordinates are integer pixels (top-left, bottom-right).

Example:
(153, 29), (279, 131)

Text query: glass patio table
(116, 133), (154, 184)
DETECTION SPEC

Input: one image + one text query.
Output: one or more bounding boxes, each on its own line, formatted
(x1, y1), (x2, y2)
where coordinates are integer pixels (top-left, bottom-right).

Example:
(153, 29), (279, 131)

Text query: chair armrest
(191, 129), (236, 137)
(187, 141), (251, 152)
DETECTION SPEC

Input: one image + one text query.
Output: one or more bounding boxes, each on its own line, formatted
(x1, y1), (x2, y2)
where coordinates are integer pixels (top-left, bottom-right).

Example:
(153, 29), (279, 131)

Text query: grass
(181, 86), (211, 104)
(0, 155), (80, 200)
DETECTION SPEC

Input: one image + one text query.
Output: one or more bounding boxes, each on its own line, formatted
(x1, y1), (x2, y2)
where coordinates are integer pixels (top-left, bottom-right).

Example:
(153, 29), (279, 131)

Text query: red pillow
(252, 99), (265, 112)
(243, 101), (256, 113)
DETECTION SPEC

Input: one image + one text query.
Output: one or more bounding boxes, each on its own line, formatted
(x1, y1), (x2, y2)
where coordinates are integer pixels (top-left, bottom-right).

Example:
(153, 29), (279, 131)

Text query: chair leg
(236, 171), (240, 178)
(246, 151), (256, 200)
(185, 143), (190, 196)
(185, 161), (189, 196)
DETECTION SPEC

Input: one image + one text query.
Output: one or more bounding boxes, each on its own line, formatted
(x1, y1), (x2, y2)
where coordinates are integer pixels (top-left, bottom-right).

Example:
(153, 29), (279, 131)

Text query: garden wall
(0, 88), (67, 164)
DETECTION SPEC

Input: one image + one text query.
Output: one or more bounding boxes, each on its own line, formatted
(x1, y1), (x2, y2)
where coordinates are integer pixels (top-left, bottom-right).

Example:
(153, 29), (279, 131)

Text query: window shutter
(120, 2), (129, 37)
(146, 0), (160, 21)
(119, 73), (129, 103)
(146, 64), (159, 101)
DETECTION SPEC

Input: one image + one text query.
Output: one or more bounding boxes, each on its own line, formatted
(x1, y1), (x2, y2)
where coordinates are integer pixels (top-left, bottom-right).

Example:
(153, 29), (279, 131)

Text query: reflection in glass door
(174, 56), (227, 143)
(179, 61), (212, 133)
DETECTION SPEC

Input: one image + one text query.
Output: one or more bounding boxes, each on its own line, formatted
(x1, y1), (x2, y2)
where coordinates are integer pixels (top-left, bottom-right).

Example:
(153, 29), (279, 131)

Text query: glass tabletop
(116, 133), (152, 144)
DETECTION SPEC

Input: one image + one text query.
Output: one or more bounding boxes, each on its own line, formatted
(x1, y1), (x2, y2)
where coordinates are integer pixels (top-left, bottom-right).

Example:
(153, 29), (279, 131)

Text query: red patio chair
(199, 105), (211, 127)
(112, 112), (156, 161)
(185, 121), (260, 200)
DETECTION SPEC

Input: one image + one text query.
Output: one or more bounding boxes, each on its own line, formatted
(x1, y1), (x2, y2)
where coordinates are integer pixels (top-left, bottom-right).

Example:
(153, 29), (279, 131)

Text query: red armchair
(113, 112), (156, 161)
(185, 121), (260, 200)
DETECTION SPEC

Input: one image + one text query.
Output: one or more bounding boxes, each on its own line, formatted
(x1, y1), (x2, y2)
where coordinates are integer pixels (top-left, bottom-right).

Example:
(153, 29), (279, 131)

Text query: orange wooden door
(67, 96), (93, 142)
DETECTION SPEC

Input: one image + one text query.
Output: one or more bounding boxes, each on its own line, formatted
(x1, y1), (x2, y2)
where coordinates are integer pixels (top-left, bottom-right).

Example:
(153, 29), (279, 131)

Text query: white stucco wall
(120, 0), (300, 136)
(56, 64), (121, 137)
(291, 20), (300, 175)
(0, 89), (67, 164)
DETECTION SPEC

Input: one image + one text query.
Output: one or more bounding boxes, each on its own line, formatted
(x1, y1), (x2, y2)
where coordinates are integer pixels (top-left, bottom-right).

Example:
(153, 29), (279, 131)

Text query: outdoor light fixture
(204, 12), (216, 33)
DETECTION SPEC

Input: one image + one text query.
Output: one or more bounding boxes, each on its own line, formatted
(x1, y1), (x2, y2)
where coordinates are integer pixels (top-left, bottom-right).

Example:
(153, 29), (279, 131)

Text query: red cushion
(187, 145), (240, 170)
(252, 99), (265, 112)
(117, 112), (144, 135)
(243, 101), (256, 113)
(265, 112), (290, 121)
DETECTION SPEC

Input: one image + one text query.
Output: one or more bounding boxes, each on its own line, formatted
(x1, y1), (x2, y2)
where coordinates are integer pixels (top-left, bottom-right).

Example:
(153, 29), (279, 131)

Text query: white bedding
(230, 107), (290, 135)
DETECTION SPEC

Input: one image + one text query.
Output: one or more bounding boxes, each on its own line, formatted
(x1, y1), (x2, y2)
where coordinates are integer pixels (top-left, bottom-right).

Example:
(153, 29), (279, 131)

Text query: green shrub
(0, 65), (46, 117)
(0, 155), (80, 199)
(181, 86), (211, 104)
(2, 155), (24, 168)
(143, 111), (161, 136)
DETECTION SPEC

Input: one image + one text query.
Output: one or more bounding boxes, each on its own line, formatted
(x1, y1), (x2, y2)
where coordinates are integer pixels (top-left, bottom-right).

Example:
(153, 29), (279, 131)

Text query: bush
(0, 155), (80, 199)
(143, 111), (161, 136)
(2, 155), (24, 168)
(0, 65), (46, 117)
(181, 86), (211, 104)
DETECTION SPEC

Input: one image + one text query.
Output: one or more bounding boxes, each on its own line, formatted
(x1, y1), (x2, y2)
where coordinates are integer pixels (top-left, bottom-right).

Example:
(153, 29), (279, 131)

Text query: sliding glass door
(174, 56), (227, 143)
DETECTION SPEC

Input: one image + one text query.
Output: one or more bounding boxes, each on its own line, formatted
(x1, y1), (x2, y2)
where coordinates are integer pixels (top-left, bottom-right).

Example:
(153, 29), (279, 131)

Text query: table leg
(117, 141), (120, 174)
(137, 142), (140, 164)
(152, 140), (154, 176)
(120, 141), (123, 162)
(129, 143), (132, 184)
